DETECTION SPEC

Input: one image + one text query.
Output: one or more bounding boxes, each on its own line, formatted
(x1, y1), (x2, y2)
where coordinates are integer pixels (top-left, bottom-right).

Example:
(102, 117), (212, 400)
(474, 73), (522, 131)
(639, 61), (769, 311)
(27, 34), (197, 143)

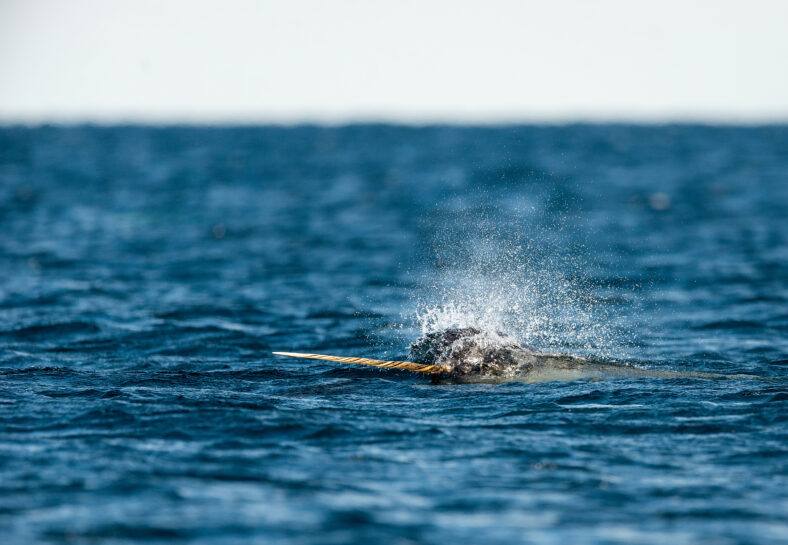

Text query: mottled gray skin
(409, 327), (587, 379)
(408, 327), (755, 383)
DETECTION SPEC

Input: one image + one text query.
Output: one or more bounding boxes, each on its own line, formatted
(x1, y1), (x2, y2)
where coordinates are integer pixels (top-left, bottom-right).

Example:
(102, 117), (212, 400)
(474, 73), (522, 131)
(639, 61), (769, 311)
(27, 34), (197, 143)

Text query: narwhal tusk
(272, 351), (445, 374)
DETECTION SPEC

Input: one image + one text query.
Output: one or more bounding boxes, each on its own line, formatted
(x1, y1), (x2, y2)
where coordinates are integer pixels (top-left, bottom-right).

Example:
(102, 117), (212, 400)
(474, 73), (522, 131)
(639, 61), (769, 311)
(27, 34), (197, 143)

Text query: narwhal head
(409, 327), (531, 376)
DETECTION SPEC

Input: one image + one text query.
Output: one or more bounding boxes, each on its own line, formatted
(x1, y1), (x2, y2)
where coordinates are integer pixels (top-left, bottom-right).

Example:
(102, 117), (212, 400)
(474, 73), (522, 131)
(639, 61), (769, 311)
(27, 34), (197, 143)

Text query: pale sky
(1, 0), (787, 123)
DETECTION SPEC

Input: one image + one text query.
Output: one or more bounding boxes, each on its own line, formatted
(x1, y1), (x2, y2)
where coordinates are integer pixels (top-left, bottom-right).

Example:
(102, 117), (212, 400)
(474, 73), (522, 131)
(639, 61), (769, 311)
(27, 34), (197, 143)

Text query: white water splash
(409, 215), (626, 357)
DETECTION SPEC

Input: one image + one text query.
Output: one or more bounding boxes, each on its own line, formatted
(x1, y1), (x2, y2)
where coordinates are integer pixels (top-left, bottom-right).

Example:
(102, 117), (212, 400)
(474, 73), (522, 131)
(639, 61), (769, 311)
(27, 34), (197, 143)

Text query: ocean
(1, 125), (786, 544)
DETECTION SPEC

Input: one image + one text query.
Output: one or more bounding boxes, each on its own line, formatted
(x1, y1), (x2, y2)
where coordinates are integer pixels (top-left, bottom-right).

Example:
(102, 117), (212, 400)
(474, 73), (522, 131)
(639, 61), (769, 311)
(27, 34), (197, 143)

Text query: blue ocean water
(0, 125), (786, 544)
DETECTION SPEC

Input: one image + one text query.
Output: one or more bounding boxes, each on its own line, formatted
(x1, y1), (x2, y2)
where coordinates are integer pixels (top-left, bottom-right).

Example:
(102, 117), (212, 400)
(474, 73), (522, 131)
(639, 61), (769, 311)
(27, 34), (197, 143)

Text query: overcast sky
(1, 0), (787, 123)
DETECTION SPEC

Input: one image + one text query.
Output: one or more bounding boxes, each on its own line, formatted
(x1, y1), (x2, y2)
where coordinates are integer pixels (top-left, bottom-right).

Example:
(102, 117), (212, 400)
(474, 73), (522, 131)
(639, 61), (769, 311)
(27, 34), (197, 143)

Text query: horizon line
(2, 115), (788, 128)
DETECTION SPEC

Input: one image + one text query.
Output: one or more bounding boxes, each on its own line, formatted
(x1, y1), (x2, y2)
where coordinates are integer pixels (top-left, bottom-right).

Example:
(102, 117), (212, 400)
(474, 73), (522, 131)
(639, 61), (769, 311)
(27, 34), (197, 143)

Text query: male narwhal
(274, 327), (748, 383)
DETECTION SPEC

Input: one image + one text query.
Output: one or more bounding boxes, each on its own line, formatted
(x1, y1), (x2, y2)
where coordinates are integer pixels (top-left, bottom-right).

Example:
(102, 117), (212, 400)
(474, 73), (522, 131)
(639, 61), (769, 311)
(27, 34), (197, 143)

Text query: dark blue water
(1, 125), (786, 544)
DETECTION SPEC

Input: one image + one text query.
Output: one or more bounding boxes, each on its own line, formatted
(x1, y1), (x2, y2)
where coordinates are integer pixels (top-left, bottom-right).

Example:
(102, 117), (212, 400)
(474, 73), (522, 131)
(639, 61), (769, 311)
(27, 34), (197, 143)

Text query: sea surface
(0, 125), (786, 544)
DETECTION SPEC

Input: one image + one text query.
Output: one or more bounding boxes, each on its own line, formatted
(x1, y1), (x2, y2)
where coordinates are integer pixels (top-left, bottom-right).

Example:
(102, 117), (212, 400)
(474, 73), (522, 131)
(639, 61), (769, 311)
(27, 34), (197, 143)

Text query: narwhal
(274, 327), (755, 383)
